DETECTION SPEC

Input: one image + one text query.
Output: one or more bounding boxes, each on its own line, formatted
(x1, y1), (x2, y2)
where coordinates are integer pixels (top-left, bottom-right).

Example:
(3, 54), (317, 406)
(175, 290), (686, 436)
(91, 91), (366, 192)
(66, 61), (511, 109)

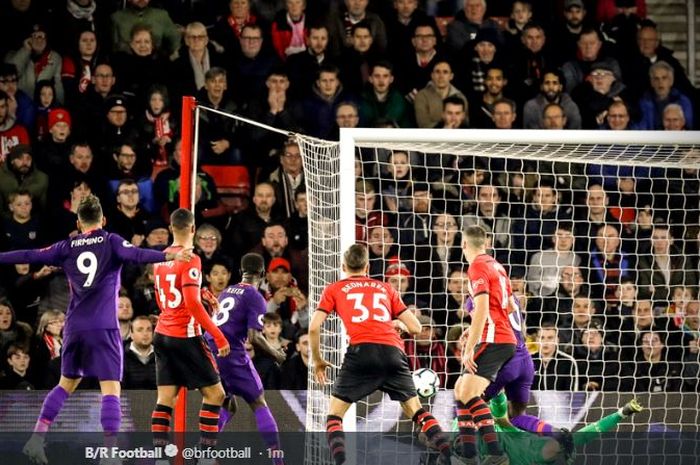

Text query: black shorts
(467, 343), (516, 382)
(332, 343), (416, 404)
(153, 333), (220, 389)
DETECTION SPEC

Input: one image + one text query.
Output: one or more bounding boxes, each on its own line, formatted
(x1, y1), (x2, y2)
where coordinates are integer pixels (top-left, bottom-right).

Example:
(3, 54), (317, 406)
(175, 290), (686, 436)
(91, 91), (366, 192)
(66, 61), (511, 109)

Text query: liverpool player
(456, 225), (517, 465)
(151, 208), (230, 458)
(0, 195), (192, 465)
(205, 252), (286, 465)
(310, 243), (452, 465)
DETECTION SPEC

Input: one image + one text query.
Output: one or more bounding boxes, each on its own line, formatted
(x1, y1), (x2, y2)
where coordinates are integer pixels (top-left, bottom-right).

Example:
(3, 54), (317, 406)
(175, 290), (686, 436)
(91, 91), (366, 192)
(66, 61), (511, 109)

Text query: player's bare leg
(23, 376), (81, 464)
(400, 396), (452, 465)
(326, 396), (352, 465)
(455, 374), (509, 465)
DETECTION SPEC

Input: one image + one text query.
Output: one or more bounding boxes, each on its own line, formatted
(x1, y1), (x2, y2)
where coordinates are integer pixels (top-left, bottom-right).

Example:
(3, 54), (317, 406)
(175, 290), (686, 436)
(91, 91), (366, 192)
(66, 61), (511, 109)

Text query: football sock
(466, 396), (503, 456)
(412, 408), (450, 458)
(199, 403), (221, 447)
(34, 385), (70, 434)
(151, 404), (172, 446)
(326, 415), (346, 465)
(101, 395), (121, 448)
(254, 405), (284, 465)
(218, 406), (231, 431)
(511, 414), (556, 435)
(455, 401), (477, 458)
(573, 412), (623, 447)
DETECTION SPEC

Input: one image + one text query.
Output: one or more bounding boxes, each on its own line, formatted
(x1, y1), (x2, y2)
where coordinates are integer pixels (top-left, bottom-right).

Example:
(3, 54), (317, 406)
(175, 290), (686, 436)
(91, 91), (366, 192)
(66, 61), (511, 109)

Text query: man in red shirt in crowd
(310, 243), (452, 465)
(455, 225), (517, 465)
(151, 208), (231, 456)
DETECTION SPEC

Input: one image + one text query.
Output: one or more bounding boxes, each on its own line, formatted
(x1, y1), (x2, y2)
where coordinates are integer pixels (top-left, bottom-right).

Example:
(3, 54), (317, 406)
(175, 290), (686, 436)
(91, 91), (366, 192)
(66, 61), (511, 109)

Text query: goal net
(298, 128), (700, 464)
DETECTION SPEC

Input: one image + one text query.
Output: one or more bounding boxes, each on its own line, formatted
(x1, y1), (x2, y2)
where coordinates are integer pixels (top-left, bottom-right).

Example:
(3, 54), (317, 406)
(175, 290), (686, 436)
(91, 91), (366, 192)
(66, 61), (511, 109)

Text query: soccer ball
(412, 368), (440, 399)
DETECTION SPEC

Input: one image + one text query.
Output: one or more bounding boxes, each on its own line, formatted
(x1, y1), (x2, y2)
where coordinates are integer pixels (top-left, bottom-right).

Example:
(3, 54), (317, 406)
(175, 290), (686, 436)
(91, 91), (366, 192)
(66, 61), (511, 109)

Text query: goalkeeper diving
(450, 392), (643, 465)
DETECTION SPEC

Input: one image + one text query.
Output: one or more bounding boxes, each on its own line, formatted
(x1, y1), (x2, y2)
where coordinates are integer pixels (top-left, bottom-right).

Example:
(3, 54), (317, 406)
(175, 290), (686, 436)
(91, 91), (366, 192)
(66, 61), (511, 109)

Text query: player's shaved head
(344, 243), (369, 272)
(241, 253), (265, 276)
(170, 208), (194, 231)
(77, 194), (103, 225)
(464, 225), (486, 248)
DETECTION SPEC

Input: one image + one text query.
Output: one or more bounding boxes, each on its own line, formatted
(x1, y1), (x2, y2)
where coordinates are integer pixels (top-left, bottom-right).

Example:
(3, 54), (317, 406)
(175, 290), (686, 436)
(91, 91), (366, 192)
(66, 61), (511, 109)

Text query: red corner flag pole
(173, 95), (196, 465)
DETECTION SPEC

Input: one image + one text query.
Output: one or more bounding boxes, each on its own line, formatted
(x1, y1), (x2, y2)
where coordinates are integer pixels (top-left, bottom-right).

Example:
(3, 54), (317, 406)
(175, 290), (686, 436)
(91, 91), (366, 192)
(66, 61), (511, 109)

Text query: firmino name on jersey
(71, 236), (105, 247)
(341, 281), (385, 294)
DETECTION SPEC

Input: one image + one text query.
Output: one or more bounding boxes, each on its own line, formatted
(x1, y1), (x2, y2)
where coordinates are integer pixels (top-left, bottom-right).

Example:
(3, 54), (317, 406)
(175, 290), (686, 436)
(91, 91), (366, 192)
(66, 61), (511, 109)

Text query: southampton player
(462, 295), (559, 437)
(151, 208), (231, 457)
(0, 195), (192, 465)
(456, 225), (518, 465)
(453, 392), (643, 465)
(310, 244), (452, 465)
(205, 253), (287, 465)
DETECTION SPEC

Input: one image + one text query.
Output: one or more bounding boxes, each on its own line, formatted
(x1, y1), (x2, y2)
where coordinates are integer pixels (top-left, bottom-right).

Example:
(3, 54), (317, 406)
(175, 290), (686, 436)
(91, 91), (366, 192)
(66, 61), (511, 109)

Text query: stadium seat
(200, 165), (250, 196)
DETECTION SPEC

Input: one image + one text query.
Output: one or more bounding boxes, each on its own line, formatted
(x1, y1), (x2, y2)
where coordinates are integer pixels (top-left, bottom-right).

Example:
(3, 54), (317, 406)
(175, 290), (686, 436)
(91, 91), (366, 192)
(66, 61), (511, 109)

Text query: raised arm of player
(182, 284), (230, 357)
(0, 243), (65, 266)
(110, 235), (192, 264)
(397, 309), (422, 335)
(508, 295), (519, 314)
(463, 293), (489, 374)
(309, 309), (332, 384)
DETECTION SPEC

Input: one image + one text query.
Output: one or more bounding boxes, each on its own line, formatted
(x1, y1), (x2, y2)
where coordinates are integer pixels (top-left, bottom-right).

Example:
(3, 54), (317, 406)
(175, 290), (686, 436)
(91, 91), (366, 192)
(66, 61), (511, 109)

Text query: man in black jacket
(122, 316), (156, 389)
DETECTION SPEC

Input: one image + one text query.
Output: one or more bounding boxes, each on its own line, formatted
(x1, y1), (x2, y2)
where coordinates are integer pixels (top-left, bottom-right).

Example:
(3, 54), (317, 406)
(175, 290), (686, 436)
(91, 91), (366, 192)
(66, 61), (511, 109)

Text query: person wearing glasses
(107, 179), (151, 247)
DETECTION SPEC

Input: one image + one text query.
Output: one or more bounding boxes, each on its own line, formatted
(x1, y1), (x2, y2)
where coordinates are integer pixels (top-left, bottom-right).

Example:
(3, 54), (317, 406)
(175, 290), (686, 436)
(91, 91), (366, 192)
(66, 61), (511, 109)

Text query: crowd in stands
(0, 0), (698, 393)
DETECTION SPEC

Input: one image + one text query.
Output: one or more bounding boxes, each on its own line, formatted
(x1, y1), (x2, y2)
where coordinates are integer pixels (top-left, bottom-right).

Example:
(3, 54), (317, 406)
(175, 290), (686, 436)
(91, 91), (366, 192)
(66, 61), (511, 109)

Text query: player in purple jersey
(463, 296), (559, 437)
(205, 253), (286, 465)
(0, 195), (191, 465)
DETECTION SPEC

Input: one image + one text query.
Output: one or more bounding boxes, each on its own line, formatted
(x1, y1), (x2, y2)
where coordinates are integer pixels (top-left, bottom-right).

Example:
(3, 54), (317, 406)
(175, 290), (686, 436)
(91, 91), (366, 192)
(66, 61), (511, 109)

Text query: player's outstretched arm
(309, 310), (331, 384)
(397, 309), (422, 335)
(248, 328), (286, 364)
(182, 284), (230, 356)
(0, 244), (63, 266)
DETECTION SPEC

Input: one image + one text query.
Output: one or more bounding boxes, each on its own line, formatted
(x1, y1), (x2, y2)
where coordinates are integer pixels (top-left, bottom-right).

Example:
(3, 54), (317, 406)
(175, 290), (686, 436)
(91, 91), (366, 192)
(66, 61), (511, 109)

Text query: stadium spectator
(571, 61), (631, 129)
(661, 103), (688, 131)
(106, 179), (150, 247)
(280, 330), (310, 389)
(608, 278), (637, 321)
(394, 22), (443, 99)
(462, 183), (517, 262)
(435, 95), (469, 129)
(510, 22), (557, 105)
(469, 66), (508, 129)
(527, 223), (581, 297)
(211, 0), (264, 60)
(60, 30), (102, 109)
(142, 217), (170, 250)
(638, 224), (698, 306)
(0, 90), (31, 163)
(359, 61), (411, 128)
(396, 183), (433, 246)
(6, 23), (65, 103)
(385, 0), (439, 60)
(354, 180), (380, 242)
(446, 0), (500, 54)
(130, 264), (158, 317)
(574, 323), (620, 391)
(285, 185), (308, 251)
(541, 102), (567, 131)
(573, 183), (621, 253)
(540, 265), (586, 326)
(327, 0), (388, 57)
(106, 144), (154, 207)
(561, 28), (622, 94)
(248, 223), (307, 292)
(455, 28), (503, 105)
(296, 64), (350, 139)
(70, 63), (118, 141)
(50, 0), (109, 57)
(0, 344), (34, 389)
(532, 324), (579, 390)
(386, 257), (419, 308)
(490, 98), (517, 129)
(587, 223), (636, 302)
(230, 24), (281, 105)
(601, 100), (635, 130)
(632, 331), (682, 392)
(28, 309), (64, 388)
(117, 294), (134, 342)
(268, 139), (305, 218)
(414, 61), (467, 129)
(270, 0), (308, 60)
(503, 0), (533, 47)
(523, 70), (581, 129)
(257, 312), (287, 389)
(522, 180), (572, 253)
(405, 314), (447, 386)
(194, 224), (230, 274)
(110, 0), (180, 58)
(2, 190), (44, 251)
(204, 258), (232, 299)
(367, 221), (401, 279)
(0, 299), (33, 357)
(445, 269), (470, 325)
(122, 315), (156, 389)
(33, 80), (59, 142)
(286, 24), (332, 99)
(225, 182), (280, 256)
(52, 179), (91, 240)
(93, 95), (138, 164)
(134, 85), (176, 168)
(195, 67), (240, 165)
(615, 294), (678, 360)
(262, 256), (308, 334)
(34, 108), (73, 175)
(0, 63), (35, 131)
(681, 300), (700, 392)
(0, 145), (48, 216)
(638, 61), (694, 130)
(329, 101), (360, 139)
